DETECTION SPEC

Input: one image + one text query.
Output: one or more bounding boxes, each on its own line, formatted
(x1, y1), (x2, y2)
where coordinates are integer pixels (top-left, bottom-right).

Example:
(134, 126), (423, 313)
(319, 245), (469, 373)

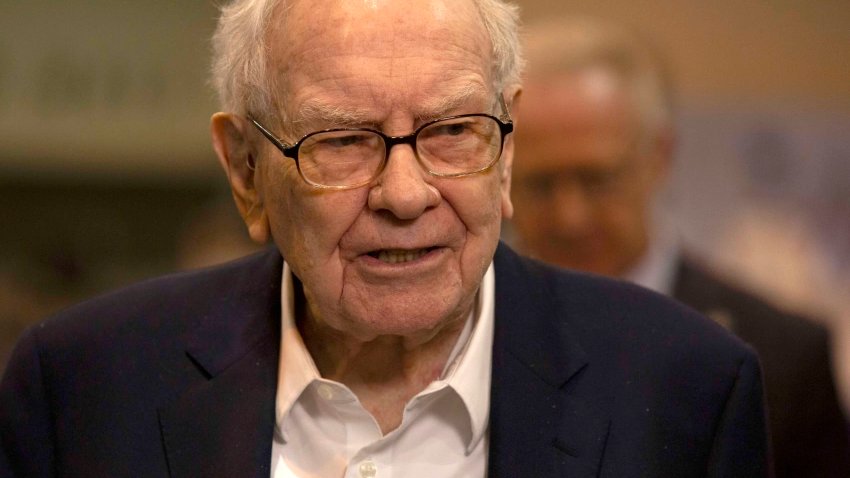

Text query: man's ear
(210, 112), (270, 244)
(499, 86), (521, 219)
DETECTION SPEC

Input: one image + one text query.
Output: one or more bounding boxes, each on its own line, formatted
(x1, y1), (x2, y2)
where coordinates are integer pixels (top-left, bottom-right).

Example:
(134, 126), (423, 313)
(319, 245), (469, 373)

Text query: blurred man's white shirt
(624, 220), (679, 296)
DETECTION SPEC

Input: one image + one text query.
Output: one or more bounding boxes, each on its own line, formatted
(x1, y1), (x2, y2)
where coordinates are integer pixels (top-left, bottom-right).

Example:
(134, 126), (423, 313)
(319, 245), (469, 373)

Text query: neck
(297, 296), (470, 434)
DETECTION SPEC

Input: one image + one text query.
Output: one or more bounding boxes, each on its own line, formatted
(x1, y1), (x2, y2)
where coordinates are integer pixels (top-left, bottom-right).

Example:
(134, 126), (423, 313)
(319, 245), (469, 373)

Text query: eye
(441, 123), (469, 136)
(301, 130), (382, 157)
(318, 133), (372, 148)
(429, 120), (474, 137)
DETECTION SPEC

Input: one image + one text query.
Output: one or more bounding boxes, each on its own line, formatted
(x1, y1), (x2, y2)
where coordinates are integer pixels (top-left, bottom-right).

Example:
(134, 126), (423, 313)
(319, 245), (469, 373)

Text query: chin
(344, 299), (468, 341)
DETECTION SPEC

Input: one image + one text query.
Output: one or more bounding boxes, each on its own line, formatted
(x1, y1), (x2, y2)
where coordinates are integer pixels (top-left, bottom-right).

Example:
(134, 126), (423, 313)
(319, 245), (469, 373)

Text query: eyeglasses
(249, 95), (513, 189)
(514, 154), (641, 204)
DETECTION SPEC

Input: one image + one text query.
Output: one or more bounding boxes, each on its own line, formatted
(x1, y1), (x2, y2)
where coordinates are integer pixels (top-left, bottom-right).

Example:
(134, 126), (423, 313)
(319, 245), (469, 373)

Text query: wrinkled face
(253, 0), (514, 341)
(512, 70), (665, 277)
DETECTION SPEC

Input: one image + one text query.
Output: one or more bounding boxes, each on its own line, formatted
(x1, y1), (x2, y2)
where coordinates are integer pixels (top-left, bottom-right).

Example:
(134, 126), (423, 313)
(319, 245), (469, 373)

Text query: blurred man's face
(246, 0), (514, 342)
(511, 70), (667, 277)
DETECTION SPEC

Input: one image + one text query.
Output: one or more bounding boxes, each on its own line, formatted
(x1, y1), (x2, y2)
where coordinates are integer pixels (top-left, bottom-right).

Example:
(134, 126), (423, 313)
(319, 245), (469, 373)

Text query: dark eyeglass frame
(248, 94), (514, 189)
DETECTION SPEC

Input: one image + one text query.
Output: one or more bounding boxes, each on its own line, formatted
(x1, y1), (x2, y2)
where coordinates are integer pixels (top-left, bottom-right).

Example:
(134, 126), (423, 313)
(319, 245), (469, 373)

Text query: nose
(367, 145), (441, 219)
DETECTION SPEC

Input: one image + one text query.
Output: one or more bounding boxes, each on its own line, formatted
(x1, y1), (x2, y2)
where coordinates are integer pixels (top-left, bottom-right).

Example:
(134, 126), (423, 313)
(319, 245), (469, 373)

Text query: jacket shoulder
(42, 248), (279, 333)
(673, 258), (829, 356)
(491, 244), (769, 475)
(495, 244), (752, 361)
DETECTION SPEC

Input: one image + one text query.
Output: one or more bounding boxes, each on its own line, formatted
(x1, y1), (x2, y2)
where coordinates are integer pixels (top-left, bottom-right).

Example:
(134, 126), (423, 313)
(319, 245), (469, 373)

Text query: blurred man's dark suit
(674, 257), (850, 478)
(1, 244), (770, 477)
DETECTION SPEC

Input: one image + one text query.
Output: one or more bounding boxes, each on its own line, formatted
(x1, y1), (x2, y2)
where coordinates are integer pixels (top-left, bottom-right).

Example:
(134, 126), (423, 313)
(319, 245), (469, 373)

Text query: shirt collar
(274, 262), (322, 431)
(441, 262), (495, 453)
(275, 261), (495, 452)
(624, 219), (680, 295)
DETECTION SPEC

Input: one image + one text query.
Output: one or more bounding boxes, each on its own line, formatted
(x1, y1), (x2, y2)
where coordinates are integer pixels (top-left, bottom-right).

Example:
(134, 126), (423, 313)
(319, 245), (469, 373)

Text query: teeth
(376, 248), (428, 264)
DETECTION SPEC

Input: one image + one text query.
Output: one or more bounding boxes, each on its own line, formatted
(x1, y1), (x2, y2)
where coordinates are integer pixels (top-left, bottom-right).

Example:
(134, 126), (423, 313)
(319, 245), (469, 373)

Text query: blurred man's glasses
(249, 94), (513, 189)
(516, 164), (633, 202)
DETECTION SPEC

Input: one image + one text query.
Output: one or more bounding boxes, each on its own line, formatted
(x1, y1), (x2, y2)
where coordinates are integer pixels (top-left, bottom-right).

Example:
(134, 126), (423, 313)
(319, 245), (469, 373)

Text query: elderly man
(1, 1), (769, 476)
(511, 18), (850, 477)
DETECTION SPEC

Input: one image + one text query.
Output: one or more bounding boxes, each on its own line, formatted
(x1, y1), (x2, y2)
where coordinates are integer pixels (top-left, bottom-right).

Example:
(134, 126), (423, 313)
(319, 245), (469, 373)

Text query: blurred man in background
(510, 18), (850, 477)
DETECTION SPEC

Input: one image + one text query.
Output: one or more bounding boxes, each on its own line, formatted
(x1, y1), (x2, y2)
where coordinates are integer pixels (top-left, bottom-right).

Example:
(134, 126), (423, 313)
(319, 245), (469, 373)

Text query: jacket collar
(489, 242), (610, 477)
(158, 247), (283, 478)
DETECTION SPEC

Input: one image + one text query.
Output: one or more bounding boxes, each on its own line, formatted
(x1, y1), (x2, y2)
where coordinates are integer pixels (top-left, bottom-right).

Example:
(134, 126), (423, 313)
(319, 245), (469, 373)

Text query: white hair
(210, 0), (279, 119)
(210, 0), (523, 122)
(522, 17), (674, 138)
(474, 0), (524, 93)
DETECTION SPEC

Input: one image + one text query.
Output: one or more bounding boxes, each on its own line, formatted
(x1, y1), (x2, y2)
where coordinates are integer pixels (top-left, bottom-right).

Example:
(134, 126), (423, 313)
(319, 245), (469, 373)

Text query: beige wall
(0, 1), (221, 181)
(517, 0), (850, 108)
(1, 0), (848, 178)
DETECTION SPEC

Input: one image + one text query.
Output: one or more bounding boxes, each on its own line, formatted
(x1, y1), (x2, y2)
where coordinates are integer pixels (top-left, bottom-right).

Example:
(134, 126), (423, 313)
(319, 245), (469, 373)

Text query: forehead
(267, 0), (493, 120)
(520, 70), (635, 136)
(515, 71), (641, 174)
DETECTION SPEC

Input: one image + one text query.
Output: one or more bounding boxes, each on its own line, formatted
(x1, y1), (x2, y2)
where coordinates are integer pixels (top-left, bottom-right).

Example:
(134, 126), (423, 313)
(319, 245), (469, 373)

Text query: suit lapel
(158, 248), (283, 478)
(489, 244), (610, 478)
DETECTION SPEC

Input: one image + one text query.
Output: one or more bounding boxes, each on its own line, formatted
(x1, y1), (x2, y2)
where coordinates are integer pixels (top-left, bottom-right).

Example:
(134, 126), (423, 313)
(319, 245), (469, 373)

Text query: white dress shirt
(624, 221), (680, 295)
(270, 262), (496, 478)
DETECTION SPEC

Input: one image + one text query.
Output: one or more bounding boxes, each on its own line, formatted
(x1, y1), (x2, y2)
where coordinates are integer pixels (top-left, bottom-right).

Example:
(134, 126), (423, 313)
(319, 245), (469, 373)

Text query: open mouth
(367, 247), (437, 264)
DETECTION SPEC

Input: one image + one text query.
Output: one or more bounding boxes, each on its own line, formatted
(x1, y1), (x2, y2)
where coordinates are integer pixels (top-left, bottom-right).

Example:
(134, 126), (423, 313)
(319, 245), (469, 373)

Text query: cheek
(511, 192), (554, 241)
(262, 164), (366, 268)
(439, 176), (505, 279)
(444, 176), (504, 236)
(512, 191), (542, 220)
(616, 182), (652, 225)
(600, 200), (642, 244)
(261, 164), (301, 247)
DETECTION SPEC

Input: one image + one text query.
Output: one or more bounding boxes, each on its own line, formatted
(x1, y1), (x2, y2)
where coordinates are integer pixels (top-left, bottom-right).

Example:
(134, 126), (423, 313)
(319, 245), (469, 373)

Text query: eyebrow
(291, 84), (489, 132)
(293, 101), (374, 130)
(415, 84), (485, 122)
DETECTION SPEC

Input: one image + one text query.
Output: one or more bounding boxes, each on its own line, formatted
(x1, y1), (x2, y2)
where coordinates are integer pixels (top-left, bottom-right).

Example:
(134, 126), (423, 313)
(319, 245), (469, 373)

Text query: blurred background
(2, 0), (849, 373)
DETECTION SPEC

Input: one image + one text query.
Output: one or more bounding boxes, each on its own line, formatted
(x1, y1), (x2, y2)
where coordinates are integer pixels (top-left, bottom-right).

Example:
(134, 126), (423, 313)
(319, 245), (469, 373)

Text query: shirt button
(317, 384), (334, 400)
(358, 460), (377, 478)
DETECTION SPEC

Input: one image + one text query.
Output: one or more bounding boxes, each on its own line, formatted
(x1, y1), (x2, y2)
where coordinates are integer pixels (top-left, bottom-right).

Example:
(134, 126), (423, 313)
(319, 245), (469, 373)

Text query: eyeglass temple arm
(248, 117), (292, 149)
(247, 117), (300, 170)
(497, 93), (512, 123)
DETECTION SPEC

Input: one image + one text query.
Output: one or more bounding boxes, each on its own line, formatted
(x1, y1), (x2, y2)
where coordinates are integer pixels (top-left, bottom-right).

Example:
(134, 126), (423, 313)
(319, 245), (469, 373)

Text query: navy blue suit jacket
(1, 243), (769, 477)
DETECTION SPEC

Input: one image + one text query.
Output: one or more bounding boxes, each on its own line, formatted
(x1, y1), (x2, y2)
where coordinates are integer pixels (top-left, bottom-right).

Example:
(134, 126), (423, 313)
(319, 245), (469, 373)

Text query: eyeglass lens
(298, 115), (502, 188)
